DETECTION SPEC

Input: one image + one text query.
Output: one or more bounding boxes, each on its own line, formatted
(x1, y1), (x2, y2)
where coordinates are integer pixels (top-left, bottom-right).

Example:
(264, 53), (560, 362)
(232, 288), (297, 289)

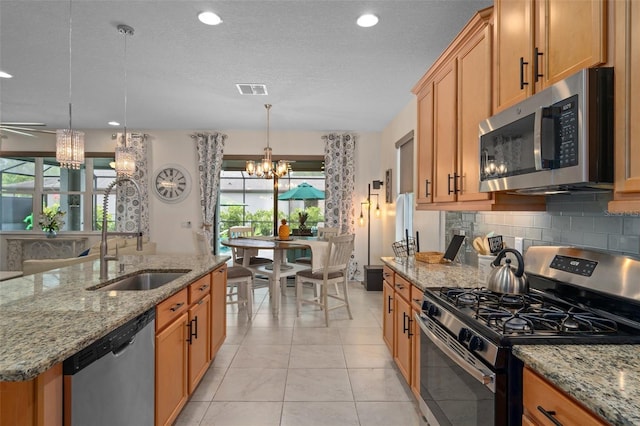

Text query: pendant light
(114, 24), (136, 177)
(56, 0), (85, 170)
(245, 104), (289, 179)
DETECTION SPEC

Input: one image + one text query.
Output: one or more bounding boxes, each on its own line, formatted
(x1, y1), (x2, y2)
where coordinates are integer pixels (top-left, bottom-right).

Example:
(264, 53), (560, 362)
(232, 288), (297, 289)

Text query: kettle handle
(491, 248), (525, 277)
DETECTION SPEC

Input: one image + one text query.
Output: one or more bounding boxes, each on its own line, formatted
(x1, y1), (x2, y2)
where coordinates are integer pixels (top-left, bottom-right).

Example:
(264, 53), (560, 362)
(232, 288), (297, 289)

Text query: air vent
(236, 83), (268, 95)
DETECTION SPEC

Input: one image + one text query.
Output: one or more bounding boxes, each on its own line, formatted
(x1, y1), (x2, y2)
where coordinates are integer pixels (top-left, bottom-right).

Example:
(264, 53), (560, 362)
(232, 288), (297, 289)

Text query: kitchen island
(0, 253), (229, 382)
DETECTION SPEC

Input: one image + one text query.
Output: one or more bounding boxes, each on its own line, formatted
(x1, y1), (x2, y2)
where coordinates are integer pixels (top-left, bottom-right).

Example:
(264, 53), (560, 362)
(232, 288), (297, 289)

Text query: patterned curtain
(323, 132), (357, 278)
(115, 133), (149, 235)
(323, 133), (356, 234)
(195, 132), (226, 253)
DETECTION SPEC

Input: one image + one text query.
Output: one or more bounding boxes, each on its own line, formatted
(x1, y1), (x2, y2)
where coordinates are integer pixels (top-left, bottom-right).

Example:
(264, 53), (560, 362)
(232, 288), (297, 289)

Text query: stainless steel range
(415, 246), (640, 426)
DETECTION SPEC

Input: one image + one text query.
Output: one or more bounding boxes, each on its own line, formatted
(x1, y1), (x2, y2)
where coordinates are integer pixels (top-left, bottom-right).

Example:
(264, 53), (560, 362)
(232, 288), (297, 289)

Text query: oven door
(416, 313), (496, 426)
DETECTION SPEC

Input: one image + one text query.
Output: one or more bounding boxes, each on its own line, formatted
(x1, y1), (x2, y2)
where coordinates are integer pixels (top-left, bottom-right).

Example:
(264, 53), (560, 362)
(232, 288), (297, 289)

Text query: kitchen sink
(89, 270), (191, 291)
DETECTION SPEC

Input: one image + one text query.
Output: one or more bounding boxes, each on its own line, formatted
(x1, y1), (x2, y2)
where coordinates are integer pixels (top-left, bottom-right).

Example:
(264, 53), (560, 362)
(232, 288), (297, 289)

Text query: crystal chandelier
(56, 0), (85, 170)
(114, 24), (136, 177)
(245, 104), (289, 179)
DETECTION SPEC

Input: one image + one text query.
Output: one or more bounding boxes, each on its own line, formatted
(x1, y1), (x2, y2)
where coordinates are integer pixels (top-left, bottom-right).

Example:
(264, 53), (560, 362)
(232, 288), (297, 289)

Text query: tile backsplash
(445, 193), (640, 266)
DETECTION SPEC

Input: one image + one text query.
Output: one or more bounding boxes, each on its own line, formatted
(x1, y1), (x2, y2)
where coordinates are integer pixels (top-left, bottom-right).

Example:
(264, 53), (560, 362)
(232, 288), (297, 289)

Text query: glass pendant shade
(245, 160), (256, 175)
(115, 142), (136, 177)
(56, 128), (85, 169)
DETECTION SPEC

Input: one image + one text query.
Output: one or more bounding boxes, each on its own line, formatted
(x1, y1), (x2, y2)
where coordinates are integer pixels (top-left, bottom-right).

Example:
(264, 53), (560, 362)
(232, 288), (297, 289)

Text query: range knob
(427, 304), (440, 317)
(458, 328), (471, 343)
(469, 335), (485, 352)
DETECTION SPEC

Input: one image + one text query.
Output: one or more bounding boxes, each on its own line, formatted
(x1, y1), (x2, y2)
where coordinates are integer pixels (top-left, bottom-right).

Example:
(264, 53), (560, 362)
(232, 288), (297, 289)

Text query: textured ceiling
(0, 0), (492, 133)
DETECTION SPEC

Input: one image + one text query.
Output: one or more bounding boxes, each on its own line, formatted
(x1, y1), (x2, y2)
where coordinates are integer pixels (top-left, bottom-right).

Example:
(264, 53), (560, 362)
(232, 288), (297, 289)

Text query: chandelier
(114, 24), (136, 177)
(245, 104), (289, 179)
(56, 0), (85, 170)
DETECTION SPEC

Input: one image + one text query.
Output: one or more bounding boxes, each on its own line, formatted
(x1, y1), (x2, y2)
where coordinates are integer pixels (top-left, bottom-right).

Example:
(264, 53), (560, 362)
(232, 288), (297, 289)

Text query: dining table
(220, 236), (329, 316)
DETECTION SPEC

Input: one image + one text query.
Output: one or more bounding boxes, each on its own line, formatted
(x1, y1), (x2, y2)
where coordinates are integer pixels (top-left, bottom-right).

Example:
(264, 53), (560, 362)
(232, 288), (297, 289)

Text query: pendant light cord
(117, 25), (134, 147)
(68, 0), (73, 130)
(265, 103), (271, 149)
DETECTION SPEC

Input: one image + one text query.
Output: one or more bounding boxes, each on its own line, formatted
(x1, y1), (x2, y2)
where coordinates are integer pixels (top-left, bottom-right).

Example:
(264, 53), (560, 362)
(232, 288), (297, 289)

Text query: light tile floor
(175, 279), (428, 426)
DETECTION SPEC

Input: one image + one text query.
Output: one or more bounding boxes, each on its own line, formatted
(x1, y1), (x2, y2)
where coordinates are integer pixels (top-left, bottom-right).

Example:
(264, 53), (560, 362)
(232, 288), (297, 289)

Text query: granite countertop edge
(380, 256), (639, 426)
(0, 254), (230, 381)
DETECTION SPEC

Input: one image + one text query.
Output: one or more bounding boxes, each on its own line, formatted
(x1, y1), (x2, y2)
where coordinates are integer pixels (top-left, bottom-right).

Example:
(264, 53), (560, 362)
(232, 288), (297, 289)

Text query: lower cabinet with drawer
(522, 366), (608, 426)
(155, 265), (226, 426)
(382, 265), (423, 396)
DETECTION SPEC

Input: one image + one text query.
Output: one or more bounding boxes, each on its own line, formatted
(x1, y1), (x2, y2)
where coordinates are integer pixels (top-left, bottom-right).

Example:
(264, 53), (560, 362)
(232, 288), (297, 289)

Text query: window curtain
(195, 132), (226, 253)
(115, 133), (149, 235)
(323, 132), (357, 278)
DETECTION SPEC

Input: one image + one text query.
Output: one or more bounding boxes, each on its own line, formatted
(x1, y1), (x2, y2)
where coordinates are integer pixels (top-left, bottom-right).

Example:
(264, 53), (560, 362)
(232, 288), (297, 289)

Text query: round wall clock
(153, 164), (191, 203)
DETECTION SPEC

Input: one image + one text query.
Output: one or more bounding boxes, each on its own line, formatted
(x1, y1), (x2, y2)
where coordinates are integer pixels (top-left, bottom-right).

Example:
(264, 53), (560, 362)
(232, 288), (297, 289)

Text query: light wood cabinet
(609, 0), (640, 212)
(155, 289), (190, 426)
(410, 286), (423, 399)
(0, 364), (62, 426)
(416, 83), (434, 205)
(414, 8), (544, 211)
(522, 367), (608, 426)
(382, 271), (394, 353)
(494, 0), (607, 112)
(210, 264), (227, 356)
(156, 266), (227, 426)
(394, 294), (412, 383)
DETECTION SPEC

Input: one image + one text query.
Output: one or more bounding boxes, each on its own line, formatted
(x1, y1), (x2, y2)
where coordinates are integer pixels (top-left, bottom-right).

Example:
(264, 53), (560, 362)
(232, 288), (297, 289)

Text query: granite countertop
(381, 256), (639, 426)
(381, 256), (480, 291)
(0, 253), (229, 382)
(514, 345), (640, 426)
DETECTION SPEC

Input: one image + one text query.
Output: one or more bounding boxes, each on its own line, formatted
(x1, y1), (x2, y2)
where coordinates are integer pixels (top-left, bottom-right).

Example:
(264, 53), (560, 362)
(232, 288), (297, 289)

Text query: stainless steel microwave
(479, 67), (613, 195)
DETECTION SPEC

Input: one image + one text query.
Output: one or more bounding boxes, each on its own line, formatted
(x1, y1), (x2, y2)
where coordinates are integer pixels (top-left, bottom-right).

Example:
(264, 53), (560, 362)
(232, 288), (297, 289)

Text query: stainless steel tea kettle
(487, 248), (528, 294)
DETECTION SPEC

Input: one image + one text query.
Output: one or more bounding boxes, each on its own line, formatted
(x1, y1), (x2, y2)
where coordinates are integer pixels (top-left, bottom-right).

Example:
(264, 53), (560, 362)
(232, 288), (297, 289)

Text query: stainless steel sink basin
(90, 270), (191, 291)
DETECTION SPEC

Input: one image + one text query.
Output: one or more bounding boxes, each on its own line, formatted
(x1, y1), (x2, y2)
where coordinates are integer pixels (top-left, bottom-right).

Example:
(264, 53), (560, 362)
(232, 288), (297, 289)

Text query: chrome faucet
(100, 177), (143, 279)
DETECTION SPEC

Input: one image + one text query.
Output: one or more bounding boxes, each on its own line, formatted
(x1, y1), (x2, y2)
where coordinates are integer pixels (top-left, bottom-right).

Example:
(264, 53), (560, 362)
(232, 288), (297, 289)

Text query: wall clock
(153, 164), (191, 203)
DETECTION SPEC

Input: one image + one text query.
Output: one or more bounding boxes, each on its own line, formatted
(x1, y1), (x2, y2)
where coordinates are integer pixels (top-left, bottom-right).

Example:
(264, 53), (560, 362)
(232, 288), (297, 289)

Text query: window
(1, 156), (117, 232)
(217, 158), (325, 254)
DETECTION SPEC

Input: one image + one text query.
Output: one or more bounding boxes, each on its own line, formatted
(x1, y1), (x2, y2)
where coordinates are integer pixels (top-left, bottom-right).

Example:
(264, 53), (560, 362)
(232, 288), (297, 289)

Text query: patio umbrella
(277, 182), (325, 200)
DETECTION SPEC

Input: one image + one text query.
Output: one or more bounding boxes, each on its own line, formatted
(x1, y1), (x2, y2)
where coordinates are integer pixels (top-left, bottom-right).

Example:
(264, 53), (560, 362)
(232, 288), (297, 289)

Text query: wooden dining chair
(226, 265), (253, 320)
(295, 226), (341, 294)
(295, 234), (355, 326)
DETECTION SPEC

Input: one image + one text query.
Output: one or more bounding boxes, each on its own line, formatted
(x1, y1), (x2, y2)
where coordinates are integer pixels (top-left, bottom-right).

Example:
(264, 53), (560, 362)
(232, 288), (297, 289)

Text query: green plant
(39, 205), (65, 232)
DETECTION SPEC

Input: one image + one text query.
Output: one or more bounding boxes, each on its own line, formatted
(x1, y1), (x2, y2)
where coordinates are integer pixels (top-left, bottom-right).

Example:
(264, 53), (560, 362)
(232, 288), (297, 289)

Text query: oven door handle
(415, 313), (496, 392)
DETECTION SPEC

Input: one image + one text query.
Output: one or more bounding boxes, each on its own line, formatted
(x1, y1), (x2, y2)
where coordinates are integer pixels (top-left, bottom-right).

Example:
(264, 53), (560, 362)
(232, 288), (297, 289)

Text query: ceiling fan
(0, 122), (57, 138)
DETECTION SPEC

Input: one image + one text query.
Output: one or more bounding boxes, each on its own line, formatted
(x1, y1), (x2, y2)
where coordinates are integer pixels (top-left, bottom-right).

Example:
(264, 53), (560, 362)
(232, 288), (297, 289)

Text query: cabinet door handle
(199, 284), (209, 292)
(453, 172), (460, 194)
(533, 47), (544, 82)
(170, 302), (184, 312)
(407, 317), (414, 339)
(425, 179), (431, 197)
(186, 322), (192, 344)
(520, 57), (529, 90)
(447, 173), (455, 195)
(192, 316), (198, 340)
(536, 406), (563, 426)
(403, 312), (409, 335)
(387, 295), (393, 313)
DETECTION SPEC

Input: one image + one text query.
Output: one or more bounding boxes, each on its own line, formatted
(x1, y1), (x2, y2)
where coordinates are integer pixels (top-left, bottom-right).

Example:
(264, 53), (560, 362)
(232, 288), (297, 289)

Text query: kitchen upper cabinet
(432, 60), (458, 203)
(413, 7), (546, 211)
(416, 83), (434, 205)
(494, 0), (607, 112)
(609, 0), (640, 213)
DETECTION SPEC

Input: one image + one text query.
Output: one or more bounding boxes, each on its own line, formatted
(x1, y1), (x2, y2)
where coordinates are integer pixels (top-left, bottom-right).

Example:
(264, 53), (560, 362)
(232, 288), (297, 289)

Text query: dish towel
(303, 240), (330, 272)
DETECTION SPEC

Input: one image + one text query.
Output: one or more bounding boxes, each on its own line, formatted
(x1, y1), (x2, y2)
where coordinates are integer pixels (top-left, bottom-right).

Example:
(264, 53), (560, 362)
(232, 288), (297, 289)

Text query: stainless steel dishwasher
(63, 308), (155, 426)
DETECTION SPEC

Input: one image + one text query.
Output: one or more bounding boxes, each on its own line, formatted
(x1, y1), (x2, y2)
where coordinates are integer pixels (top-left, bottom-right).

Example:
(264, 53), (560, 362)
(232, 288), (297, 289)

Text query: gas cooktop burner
(438, 287), (619, 336)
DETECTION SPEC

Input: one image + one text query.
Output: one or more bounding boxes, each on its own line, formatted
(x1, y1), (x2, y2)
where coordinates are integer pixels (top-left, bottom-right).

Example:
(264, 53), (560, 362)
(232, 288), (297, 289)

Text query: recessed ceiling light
(108, 121), (120, 126)
(0, 70), (12, 79)
(198, 11), (222, 26)
(357, 14), (378, 28)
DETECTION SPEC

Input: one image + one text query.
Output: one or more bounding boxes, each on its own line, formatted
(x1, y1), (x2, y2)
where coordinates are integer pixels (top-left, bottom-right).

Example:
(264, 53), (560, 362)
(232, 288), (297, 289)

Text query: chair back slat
(317, 226), (340, 240)
(323, 234), (355, 275)
(228, 226), (254, 261)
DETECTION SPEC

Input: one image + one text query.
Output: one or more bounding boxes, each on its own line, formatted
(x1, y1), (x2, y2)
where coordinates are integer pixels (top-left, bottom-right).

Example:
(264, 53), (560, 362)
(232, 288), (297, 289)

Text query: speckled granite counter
(381, 256), (480, 291)
(0, 254), (229, 381)
(514, 345), (640, 426)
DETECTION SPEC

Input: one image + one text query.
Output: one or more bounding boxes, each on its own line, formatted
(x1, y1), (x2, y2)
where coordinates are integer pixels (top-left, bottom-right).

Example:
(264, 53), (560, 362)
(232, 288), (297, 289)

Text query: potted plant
(39, 206), (66, 238)
(296, 211), (312, 236)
